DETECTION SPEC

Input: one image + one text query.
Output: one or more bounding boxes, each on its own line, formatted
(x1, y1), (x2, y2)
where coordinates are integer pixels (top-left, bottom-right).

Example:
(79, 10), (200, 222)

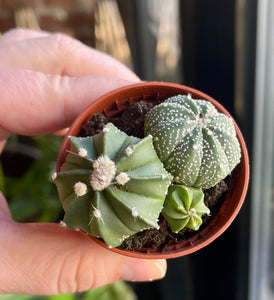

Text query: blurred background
(0, 0), (273, 299)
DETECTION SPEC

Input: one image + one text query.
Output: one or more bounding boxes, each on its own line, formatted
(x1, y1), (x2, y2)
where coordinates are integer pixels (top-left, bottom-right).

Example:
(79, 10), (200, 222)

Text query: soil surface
(80, 101), (228, 251)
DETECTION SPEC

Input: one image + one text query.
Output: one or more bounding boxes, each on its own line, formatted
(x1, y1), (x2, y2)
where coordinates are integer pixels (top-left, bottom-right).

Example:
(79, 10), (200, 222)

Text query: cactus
(162, 185), (209, 232)
(144, 94), (241, 189)
(52, 123), (173, 248)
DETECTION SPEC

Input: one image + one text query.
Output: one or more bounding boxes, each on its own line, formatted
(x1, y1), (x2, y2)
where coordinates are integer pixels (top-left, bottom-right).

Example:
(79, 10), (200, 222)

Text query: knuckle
(51, 33), (77, 51)
(74, 256), (95, 292)
(49, 33), (81, 74)
(1, 28), (25, 38)
(56, 254), (94, 294)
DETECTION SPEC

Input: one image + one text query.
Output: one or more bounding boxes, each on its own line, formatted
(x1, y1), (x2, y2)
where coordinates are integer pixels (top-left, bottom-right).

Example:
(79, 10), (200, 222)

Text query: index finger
(0, 28), (49, 43)
(0, 69), (135, 138)
(0, 32), (139, 82)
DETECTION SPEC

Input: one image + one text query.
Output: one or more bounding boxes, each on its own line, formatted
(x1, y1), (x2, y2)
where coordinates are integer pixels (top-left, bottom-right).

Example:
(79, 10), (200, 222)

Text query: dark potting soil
(80, 101), (154, 138)
(80, 101), (228, 251)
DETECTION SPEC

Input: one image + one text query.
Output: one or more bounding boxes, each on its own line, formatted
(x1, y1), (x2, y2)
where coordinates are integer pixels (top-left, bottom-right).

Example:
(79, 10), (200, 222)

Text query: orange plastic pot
(56, 82), (249, 259)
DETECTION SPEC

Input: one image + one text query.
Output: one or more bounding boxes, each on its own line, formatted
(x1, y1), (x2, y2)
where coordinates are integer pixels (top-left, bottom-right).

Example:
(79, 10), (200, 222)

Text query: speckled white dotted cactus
(144, 94), (241, 189)
(52, 123), (172, 248)
(162, 185), (210, 232)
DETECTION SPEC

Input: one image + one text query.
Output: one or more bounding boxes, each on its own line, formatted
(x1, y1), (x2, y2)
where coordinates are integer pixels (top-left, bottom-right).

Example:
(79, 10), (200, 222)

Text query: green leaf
(0, 293), (75, 300)
(4, 134), (63, 223)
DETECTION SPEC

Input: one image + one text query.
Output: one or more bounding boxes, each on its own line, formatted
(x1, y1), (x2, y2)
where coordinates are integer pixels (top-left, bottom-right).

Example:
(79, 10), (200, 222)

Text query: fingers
(54, 128), (69, 136)
(0, 28), (49, 43)
(0, 69), (135, 138)
(120, 259), (167, 282)
(0, 222), (166, 294)
(0, 29), (139, 81)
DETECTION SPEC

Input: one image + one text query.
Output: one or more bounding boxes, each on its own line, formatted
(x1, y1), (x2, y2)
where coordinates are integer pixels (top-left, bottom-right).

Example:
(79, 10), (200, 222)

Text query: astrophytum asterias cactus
(144, 94), (241, 189)
(162, 185), (209, 232)
(52, 123), (172, 248)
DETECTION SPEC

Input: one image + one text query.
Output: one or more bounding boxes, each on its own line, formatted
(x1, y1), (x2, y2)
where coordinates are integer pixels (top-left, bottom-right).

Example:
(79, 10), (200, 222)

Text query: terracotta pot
(56, 82), (249, 259)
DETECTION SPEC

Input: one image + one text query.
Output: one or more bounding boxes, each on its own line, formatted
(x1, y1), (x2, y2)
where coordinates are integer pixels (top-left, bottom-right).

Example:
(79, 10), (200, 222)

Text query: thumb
(0, 220), (166, 295)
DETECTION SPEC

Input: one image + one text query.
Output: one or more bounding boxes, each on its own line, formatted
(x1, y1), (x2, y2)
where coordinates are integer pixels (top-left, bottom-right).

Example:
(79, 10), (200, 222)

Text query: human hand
(0, 29), (166, 295)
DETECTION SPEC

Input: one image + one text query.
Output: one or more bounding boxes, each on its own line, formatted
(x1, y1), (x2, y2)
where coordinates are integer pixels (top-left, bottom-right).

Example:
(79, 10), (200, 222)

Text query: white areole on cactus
(53, 123), (173, 247)
(144, 94), (241, 189)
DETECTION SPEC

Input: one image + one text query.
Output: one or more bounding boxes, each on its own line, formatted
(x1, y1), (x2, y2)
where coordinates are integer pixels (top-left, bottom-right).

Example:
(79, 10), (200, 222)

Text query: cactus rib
(144, 94), (241, 189)
(53, 123), (173, 247)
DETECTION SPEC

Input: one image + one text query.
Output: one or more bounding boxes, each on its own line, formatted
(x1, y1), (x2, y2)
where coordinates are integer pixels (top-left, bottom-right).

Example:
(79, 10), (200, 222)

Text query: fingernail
(121, 259), (167, 282)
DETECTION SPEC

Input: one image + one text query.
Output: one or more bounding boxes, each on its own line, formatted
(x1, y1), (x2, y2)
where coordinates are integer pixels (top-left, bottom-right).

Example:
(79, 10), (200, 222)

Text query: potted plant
(52, 82), (249, 259)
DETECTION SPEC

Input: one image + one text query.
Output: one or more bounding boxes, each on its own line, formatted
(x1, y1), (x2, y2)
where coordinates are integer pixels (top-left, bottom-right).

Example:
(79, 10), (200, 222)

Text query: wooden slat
(14, 7), (40, 30)
(94, 0), (133, 70)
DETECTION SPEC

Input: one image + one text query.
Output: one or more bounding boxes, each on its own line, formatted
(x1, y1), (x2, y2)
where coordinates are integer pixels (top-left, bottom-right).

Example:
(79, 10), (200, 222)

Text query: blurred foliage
(0, 281), (137, 300)
(0, 134), (137, 300)
(2, 134), (63, 223)
(0, 161), (4, 193)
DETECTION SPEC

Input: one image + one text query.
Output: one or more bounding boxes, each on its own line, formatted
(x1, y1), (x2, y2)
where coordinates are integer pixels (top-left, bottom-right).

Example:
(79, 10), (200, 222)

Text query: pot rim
(56, 81), (250, 259)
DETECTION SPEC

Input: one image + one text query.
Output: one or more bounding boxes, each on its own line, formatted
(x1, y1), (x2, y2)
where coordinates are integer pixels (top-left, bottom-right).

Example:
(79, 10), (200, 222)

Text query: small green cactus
(162, 185), (209, 232)
(144, 94), (241, 189)
(52, 123), (172, 248)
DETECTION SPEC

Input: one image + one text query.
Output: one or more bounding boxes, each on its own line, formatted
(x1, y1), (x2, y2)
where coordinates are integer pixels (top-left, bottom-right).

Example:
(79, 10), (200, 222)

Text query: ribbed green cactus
(144, 94), (241, 189)
(52, 123), (173, 248)
(162, 185), (209, 232)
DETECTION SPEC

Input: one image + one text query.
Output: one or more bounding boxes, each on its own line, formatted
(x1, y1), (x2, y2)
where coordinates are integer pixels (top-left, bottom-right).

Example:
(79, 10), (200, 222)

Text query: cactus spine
(144, 94), (241, 189)
(53, 123), (173, 248)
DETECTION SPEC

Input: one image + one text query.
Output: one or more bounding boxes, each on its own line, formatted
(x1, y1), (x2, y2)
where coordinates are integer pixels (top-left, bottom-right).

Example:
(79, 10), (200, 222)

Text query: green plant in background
(0, 281), (137, 300)
(1, 135), (62, 222)
(0, 162), (5, 193)
(53, 123), (172, 247)
(144, 94), (241, 189)
(2, 134), (63, 223)
(162, 185), (209, 232)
